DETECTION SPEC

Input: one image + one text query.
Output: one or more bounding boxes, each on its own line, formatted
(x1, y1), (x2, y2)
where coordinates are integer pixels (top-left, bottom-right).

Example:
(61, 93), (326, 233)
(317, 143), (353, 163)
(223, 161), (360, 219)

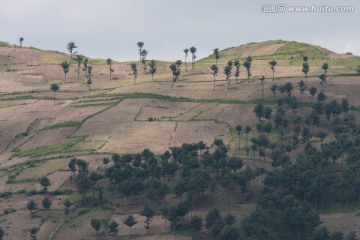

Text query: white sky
(0, 0), (359, 61)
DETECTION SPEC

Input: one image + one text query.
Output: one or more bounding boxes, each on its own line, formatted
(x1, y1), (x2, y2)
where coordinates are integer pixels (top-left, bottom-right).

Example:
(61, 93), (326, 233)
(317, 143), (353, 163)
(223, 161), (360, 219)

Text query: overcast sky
(0, 0), (359, 62)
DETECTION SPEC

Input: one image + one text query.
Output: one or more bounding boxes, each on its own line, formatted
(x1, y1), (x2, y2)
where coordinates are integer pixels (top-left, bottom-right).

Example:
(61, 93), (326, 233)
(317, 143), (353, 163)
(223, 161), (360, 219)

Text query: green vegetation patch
(13, 138), (84, 158)
(69, 141), (106, 152)
(40, 121), (82, 131)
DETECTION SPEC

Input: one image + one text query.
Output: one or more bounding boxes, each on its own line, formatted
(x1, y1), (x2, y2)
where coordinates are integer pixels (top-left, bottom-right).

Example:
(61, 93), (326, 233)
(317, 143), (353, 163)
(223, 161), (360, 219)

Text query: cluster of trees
(68, 141), (261, 239)
(129, 42), (157, 84)
(241, 89), (359, 238)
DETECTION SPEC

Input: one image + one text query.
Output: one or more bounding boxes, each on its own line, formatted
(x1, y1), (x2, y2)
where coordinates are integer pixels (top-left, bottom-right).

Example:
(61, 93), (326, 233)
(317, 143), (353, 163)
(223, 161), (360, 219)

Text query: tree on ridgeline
(19, 37), (24, 47)
(106, 58), (114, 80)
(170, 61), (181, 88)
(141, 49), (148, 74)
(234, 60), (241, 83)
(83, 58), (89, 78)
(137, 41), (144, 61)
(210, 64), (219, 88)
(302, 56), (310, 87)
(213, 48), (220, 65)
(130, 63), (138, 85)
(149, 60), (157, 80)
(184, 48), (189, 71)
(269, 59), (277, 81)
(67, 42), (77, 59)
(75, 55), (84, 78)
(190, 46), (197, 69)
(243, 56), (253, 83)
(224, 60), (233, 90)
(60, 61), (70, 83)
(86, 65), (93, 90)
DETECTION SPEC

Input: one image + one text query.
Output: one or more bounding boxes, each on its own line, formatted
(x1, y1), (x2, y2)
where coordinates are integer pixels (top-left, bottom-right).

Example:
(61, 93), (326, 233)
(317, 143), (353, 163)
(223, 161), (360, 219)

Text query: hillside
(0, 40), (360, 240)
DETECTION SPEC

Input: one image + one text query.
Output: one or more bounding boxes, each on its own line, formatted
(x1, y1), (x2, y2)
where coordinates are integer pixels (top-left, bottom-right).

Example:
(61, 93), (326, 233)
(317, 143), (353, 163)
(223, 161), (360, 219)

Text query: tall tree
(103, 157), (109, 169)
(76, 172), (91, 203)
(0, 227), (4, 240)
(39, 176), (51, 193)
(27, 199), (37, 217)
(260, 75), (265, 99)
(322, 63), (329, 76)
(19, 37), (24, 47)
(245, 126), (252, 147)
(75, 55), (84, 78)
(137, 42), (144, 62)
(90, 219), (101, 236)
(243, 56), (253, 83)
(67, 42), (77, 59)
(190, 46), (197, 69)
(190, 216), (203, 240)
(269, 59), (277, 81)
(29, 227), (38, 240)
(184, 48), (189, 71)
(124, 215), (138, 237)
(213, 48), (220, 65)
(50, 84), (59, 106)
(63, 199), (72, 215)
(60, 61), (70, 83)
(302, 62), (310, 88)
(141, 49), (148, 74)
(309, 86), (317, 101)
(140, 204), (155, 234)
(234, 60), (241, 83)
(149, 60), (157, 80)
(319, 74), (327, 91)
(170, 62), (181, 88)
(87, 65), (93, 90)
(224, 60), (233, 90)
(210, 64), (219, 88)
(270, 84), (278, 102)
(130, 63), (138, 85)
(83, 58), (89, 78)
(106, 58), (114, 80)
(235, 125), (242, 151)
(298, 80), (306, 103)
(42, 196), (52, 212)
(108, 220), (119, 239)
